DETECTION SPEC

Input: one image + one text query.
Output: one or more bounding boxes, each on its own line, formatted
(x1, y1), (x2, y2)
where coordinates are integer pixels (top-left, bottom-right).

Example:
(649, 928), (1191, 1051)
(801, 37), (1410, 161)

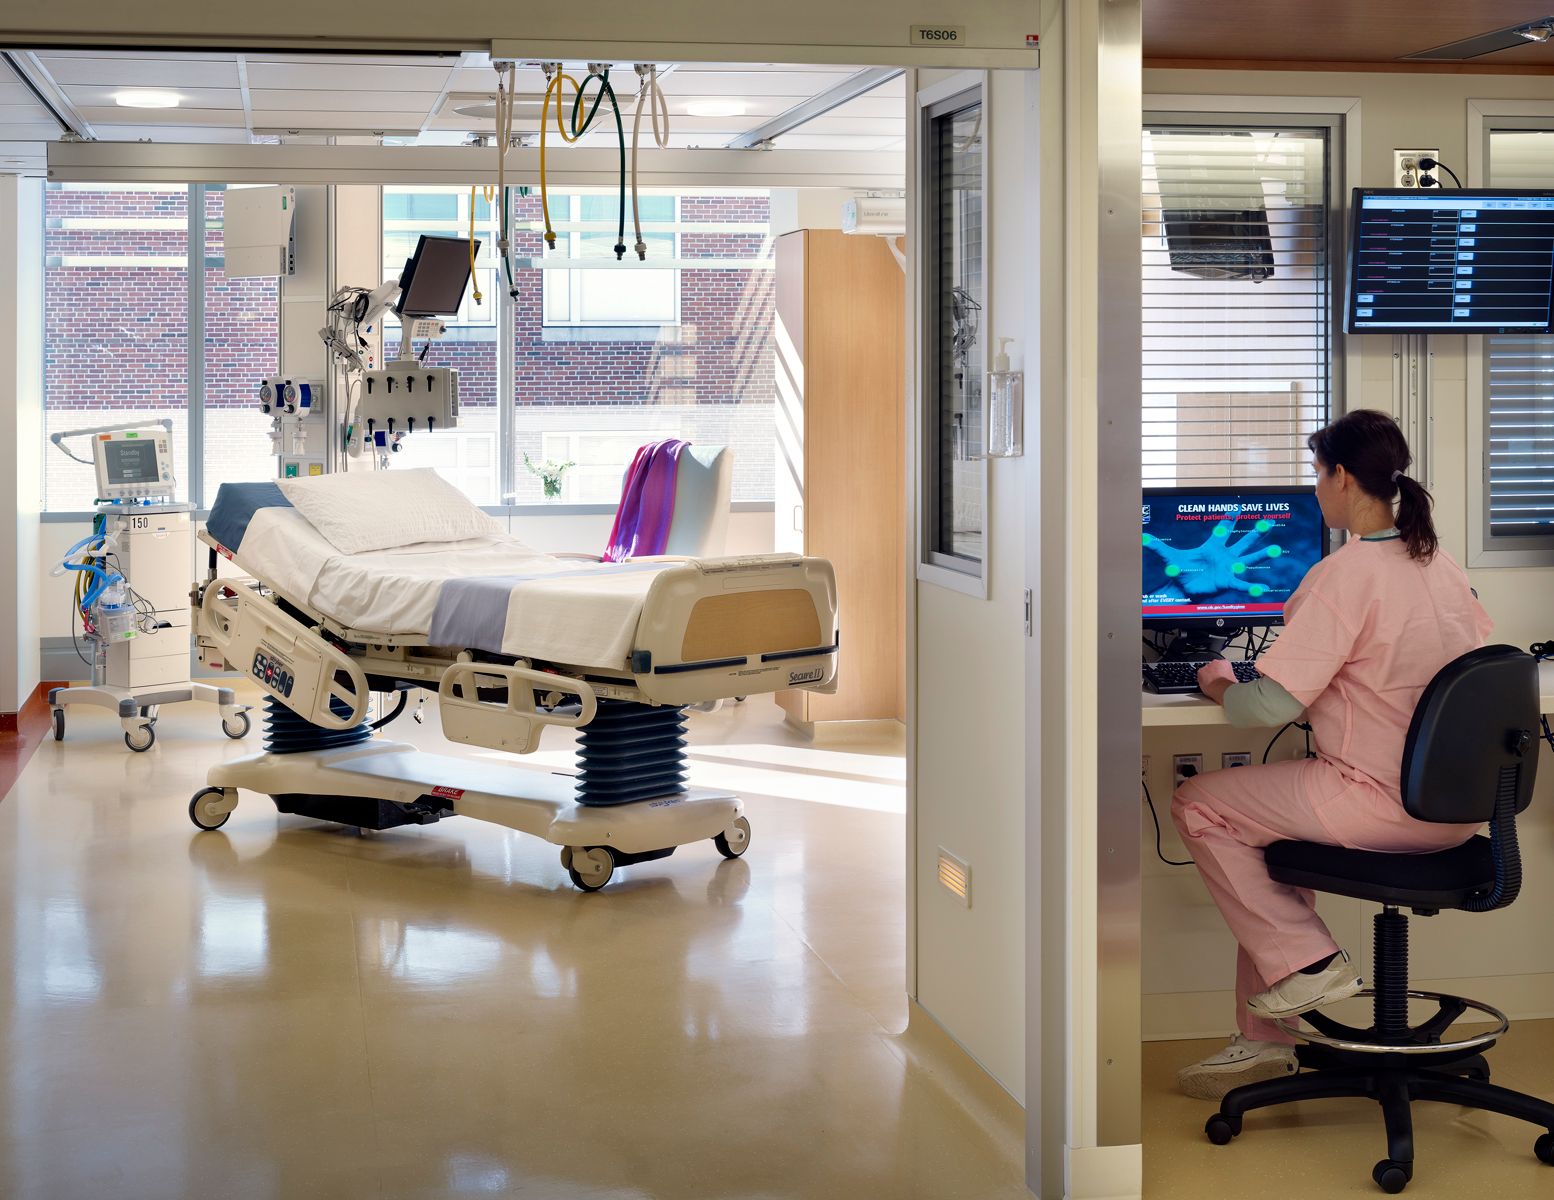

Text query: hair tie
(1391, 469), (1405, 483)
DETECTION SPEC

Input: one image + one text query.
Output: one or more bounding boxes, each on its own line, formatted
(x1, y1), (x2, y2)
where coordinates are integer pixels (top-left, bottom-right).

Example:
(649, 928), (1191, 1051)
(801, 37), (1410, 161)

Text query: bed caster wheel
(222, 711), (251, 740)
(1372, 1160), (1411, 1194)
(559, 846), (575, 871)
(189, 787), (234, 831)
(125, 724), (156, 753)
(714, 816), (751, 860)
(567, 846), (615, 892)
(1535, 1131), (1554, 1165)
(1204, 1114), (1239, 1145)
(52, 709), (64, 742)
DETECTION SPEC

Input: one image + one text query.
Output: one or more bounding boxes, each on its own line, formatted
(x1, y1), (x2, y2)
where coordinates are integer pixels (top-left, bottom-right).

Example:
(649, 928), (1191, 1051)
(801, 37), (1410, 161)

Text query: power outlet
(1142, 754), (1151, 781)
(1223, 751), (1252, 769)
(1172, 754), (1204, 788)
(1394, 148), (1440, 189)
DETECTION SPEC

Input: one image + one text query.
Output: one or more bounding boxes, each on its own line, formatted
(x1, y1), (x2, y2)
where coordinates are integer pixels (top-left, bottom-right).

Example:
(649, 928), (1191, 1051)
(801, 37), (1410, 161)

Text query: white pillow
(279, 468), (502, 554)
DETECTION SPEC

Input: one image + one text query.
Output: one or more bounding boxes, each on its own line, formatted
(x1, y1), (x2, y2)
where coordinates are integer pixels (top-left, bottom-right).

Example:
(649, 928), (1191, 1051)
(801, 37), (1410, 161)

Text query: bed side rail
(439, 663), (599, 756)
(198, 580), (370, 730)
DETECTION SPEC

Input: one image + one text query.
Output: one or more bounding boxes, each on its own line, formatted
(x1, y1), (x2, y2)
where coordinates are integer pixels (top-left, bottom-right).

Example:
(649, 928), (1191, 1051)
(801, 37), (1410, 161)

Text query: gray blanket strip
(427, 562), (670, 653)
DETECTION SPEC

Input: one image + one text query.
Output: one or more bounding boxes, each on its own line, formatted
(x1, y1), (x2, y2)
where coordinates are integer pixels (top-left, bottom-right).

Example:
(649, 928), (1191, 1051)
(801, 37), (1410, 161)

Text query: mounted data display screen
(1346, 188), (1554, 334)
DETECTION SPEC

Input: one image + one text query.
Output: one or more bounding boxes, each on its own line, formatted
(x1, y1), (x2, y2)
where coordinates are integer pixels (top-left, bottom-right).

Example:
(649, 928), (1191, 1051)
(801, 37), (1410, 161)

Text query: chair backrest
(1401, 644), (1539, 824)
(660, 445), (733, 558)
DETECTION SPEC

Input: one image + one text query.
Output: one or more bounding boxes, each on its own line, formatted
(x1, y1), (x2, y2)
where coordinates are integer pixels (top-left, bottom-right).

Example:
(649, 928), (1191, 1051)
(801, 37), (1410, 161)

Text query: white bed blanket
(237, 507), (669, 668)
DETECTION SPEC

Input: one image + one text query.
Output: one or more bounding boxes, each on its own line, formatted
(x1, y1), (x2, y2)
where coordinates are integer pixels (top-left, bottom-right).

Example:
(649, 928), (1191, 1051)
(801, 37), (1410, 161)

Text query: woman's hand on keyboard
(1196, 659), (1237, 706)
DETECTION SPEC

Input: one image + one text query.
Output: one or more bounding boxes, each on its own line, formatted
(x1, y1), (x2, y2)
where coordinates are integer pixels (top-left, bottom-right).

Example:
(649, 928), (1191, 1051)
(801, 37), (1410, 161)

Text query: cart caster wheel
(567, 846), (615, 892)
(222, 711), (251, 740)
(1204, 1114), (1239, 1145)
(1372, 1160), (1411, 1194)
(125, 724), (156, 753)
(189, 787), (233, 831)
(714, 815), (751, 859)
(1535, 1131), (1554, 1165)
(52, 709), (64, 742)
(559, 845), (575, 871)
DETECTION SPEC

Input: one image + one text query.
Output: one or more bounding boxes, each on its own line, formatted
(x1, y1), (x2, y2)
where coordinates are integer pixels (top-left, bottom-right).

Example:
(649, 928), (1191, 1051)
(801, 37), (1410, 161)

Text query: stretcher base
(193, 740), (745, 890)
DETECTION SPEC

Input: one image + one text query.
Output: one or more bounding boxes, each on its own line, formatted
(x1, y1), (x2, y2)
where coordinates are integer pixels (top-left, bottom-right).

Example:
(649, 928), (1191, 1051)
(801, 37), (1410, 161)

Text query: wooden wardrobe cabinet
(773, 228), (905, 727)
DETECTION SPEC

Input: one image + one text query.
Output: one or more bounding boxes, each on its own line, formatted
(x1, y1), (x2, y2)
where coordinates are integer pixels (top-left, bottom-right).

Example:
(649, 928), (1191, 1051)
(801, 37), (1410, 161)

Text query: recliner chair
(1205, 644), (1554, 1193)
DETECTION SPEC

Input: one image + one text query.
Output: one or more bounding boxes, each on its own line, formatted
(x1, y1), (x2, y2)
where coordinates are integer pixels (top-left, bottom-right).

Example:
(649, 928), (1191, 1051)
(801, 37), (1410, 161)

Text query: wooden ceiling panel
(1144, 1), (1554, 68)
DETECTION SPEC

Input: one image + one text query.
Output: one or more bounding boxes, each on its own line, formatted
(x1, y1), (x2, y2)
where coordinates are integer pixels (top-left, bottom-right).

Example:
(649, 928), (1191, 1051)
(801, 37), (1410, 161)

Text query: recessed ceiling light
(684, 99), (747, 119)
(114, 90), (182, 109)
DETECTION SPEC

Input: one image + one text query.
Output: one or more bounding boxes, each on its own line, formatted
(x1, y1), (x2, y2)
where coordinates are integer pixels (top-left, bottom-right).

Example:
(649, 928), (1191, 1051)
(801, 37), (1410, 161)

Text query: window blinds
(1487, 131), (1554, 538)
(1142, 126), (1332, 486)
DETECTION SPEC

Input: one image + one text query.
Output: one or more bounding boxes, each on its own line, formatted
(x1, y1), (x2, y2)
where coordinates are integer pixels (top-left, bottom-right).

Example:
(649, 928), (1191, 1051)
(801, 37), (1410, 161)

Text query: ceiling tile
(77, 107), (245, 128)
(245, 63), (455, 92)
(60, 85), (243, 111)
(37, 55), (239, 89)
(249, 89), (442, 114)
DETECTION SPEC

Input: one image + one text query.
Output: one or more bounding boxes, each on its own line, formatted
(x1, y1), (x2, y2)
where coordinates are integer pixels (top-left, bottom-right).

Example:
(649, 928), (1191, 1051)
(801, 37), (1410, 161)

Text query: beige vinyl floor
(0, 687), (1028, 1200)
(1144, 1021), (1554, 1197)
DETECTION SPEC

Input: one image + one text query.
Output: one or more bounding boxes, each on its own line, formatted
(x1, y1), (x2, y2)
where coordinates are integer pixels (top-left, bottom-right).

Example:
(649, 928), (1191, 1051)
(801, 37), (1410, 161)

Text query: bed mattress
(208, 484), (675, 670)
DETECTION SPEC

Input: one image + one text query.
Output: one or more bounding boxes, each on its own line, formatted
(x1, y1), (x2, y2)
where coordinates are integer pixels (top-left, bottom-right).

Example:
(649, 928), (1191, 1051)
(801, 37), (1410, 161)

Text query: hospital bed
(186, 473), (839, 890)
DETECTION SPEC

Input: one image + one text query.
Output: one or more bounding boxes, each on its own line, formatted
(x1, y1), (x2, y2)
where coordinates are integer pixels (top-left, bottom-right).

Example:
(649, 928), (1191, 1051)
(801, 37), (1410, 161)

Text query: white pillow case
(278, 468), (502, 554)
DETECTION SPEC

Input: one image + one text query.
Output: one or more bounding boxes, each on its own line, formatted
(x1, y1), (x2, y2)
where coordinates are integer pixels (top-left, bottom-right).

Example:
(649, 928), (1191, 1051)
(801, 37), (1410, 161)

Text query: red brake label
(431, 785), (464, 800)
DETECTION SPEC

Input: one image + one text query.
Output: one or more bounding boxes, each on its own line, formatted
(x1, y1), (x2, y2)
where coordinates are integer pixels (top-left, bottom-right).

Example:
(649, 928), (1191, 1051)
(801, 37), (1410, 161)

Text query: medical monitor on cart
(1142, 485), (1327, 639)
(93, 427), (176, 502)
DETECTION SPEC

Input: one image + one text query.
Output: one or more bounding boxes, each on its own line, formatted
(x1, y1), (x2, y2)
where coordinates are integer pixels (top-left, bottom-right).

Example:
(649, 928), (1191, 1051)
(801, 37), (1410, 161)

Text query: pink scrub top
(1255, 535), (1494, 799)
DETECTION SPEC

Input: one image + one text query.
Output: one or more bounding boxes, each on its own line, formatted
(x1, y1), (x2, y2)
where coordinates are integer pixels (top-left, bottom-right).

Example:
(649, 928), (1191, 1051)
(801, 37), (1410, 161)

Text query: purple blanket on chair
(603, 439), (689, 562)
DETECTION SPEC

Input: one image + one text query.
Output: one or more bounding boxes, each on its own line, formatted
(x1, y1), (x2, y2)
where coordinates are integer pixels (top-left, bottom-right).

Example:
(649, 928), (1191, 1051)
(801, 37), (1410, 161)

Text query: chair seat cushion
(1265, 835), (1493, 910)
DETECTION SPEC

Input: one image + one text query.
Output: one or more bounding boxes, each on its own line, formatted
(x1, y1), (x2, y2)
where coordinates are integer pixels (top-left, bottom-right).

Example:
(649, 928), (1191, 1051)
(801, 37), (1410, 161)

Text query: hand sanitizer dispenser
(986, 337), (1024, 458)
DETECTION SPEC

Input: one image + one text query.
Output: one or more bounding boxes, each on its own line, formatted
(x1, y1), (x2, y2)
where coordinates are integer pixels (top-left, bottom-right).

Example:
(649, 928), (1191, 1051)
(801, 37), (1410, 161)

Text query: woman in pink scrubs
(1173, 409), (1491, 1100)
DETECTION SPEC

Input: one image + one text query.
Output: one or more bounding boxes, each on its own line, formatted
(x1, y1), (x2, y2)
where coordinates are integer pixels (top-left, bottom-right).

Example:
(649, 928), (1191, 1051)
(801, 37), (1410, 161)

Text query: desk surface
(1143, 660), (1554, 728)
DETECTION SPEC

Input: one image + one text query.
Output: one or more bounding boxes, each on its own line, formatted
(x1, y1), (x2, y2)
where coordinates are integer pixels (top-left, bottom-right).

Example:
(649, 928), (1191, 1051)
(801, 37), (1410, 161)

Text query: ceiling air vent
(1403, 17), (1554, 61)
(937, 848), (971, 907)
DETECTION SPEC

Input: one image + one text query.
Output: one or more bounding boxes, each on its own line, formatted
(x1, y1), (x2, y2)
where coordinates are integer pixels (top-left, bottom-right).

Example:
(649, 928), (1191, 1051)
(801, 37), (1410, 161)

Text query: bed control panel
(198, 580), (369, 730)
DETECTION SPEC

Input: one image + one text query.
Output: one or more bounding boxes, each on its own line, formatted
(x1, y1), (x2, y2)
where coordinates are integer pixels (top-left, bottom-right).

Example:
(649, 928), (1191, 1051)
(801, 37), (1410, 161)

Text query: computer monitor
(1142, 485), (1327, 633)
(395, 234), (478, 319)
(1346, 188), (1554, 334)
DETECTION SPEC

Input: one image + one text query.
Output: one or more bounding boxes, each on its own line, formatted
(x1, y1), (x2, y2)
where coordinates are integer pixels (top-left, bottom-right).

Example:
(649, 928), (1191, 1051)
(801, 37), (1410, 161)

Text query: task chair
(1205, 645), (1554, 1193)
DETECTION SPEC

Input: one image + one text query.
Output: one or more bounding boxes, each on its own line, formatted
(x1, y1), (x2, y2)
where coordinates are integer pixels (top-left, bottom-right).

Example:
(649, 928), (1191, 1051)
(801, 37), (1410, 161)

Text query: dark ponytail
(1307, 409), (1438, 562)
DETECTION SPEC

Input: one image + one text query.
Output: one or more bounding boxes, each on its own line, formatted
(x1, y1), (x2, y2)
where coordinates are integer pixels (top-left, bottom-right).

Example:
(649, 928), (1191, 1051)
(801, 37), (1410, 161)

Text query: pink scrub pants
(1171, 756), (1479, 1043)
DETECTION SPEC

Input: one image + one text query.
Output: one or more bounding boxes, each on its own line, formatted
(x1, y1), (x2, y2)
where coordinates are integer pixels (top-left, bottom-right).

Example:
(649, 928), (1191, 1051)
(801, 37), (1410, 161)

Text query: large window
(1141, 122), (1335, 487)
(43, 184), (278, 512)
(922, 86), (986, 575)
(1476, 126), (1554, 562)
(511, 189), (776, 505)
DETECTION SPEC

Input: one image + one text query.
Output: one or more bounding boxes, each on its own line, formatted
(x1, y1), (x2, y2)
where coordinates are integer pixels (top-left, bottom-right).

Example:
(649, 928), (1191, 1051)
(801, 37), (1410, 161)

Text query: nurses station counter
(1143, 659), (1554, 728)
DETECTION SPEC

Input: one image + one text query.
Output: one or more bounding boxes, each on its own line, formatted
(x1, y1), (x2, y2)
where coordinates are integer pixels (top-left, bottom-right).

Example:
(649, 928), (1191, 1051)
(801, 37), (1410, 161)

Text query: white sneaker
(1176, 1035), (1298, 1101)
(1247, 950), (1364, 1020)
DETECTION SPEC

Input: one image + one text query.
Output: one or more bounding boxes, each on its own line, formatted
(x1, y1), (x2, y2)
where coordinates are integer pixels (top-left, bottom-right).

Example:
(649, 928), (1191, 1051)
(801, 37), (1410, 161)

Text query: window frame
(539, 193), (683, 329)
(1467, 105), (1554, 567)
(1139, 107), (1349, 492)
(916, 72), (990, 597)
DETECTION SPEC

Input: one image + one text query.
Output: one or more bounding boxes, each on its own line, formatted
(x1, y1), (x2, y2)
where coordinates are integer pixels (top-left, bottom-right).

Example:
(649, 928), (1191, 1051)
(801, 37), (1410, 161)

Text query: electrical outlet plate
(1141, 754), (1150, 780)
(1394, 148), (1439, 189)
(1223, 752), (1252, 769)
(1172, 753), (1204, 787)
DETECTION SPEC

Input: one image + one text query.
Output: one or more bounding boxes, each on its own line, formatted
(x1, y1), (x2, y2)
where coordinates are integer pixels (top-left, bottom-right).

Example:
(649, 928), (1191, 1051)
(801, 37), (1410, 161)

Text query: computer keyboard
(1142, 659), (1262, 695)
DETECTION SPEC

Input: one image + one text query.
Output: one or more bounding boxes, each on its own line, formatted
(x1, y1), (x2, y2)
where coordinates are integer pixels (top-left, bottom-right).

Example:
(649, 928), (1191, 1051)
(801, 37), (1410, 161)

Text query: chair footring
(1278, 988), (1507, 1055)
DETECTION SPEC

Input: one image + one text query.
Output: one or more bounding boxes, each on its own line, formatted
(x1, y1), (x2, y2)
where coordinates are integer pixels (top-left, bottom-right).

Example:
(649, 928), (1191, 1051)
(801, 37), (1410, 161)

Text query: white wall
(910, 68), (1038, 1104)
(0, 176), (43, 712)
(1141, 66), (1554, 1039)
